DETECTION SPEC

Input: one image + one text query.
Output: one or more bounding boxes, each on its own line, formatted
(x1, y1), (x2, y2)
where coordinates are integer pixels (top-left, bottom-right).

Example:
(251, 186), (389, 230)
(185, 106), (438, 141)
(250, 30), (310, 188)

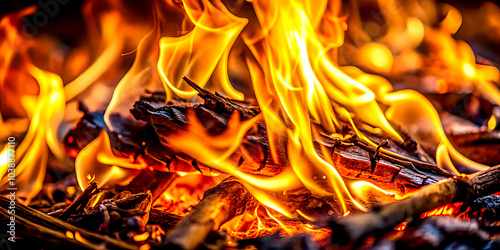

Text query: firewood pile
(1, 79), (499, 249)
(2, 0), (500, 249)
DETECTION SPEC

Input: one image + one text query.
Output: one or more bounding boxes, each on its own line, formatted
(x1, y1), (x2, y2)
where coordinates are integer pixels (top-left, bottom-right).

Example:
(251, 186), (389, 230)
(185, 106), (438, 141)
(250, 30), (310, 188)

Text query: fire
(0, 8), (66, 204)
(75, 131), (145, 190)
(221, 206), (331, 241)
(133, 232), (150, 242)
(420, 203), (462, 219)
(488, 115), (497, 131)
(350, 180), (409, 204)
(1, 0), (500, 244)
(154, 173), (226, 216)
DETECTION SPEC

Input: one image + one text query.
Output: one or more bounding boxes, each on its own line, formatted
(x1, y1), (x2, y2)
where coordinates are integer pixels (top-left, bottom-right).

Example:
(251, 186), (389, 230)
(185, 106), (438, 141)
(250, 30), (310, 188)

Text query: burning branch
(323, 164), (500, 246)
(163, 178), (259, 249)
(182, 76), (259, 120)
(58, 182), (99, 221)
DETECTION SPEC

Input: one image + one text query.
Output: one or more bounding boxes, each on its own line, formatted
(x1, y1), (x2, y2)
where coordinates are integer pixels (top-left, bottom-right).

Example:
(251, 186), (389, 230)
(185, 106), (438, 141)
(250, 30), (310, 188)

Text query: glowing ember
(420, 203), (462, 219)
(221, 206), (331, 241)
(133, 232), (150, 242)
(154, 173), (226, 216)
(394, 222), (408, 231)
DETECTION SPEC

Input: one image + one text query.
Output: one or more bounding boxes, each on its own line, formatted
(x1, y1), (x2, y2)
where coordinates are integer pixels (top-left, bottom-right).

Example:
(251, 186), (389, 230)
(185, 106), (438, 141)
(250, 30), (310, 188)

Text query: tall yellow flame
(157, 0), (247, 101)
(0, 10), (65, 204)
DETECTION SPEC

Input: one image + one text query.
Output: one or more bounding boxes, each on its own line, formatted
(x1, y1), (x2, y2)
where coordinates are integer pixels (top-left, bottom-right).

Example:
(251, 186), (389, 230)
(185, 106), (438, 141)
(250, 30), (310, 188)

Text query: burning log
(131, 92), (448, 193)
(163, 178), (259, 250)
(323, 164), (500, 246)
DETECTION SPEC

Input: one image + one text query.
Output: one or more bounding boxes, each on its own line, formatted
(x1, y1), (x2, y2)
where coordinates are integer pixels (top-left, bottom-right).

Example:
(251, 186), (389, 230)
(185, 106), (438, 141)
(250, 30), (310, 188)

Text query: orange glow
(154, 173), (226, 216)
(139, 244), (151, 250)
(221, 206), (331, 241)
(74, 231), (91, 245)
(88, 192), (104, 208)
(75, 131), (145, 190)
(296, 210), (314, 221)
(66, 186), (76, 196)
(66, 231), (74, 239)
(488, 115), (497, 131)
(359, 43), (393, 73)
(350, 180), (406, 202)
(420, 203), (462, 219)
(394, 222), (407, 231)
(133, 232), (150, 242)
(463, 63), (475, 77)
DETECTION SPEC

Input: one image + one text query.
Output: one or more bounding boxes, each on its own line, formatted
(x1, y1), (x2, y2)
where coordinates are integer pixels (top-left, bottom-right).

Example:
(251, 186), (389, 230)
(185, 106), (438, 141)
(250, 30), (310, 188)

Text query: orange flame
(75, 131), (145, 190)
(420, 203), (462, 219)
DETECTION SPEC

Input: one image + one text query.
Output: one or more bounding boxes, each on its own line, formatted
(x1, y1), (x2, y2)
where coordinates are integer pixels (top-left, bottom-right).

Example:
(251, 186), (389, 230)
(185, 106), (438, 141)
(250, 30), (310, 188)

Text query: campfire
(2, 0), (500, 249)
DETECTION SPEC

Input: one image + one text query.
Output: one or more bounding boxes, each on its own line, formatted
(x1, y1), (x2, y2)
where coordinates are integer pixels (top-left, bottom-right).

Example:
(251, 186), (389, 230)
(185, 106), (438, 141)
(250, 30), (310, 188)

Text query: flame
(221, 206), (331, 241)
(394, 222), (407, 231)
(74, 231), (91, 245)
(0, 9), (67, 203)
(75, 131), (145, 190)
(350, 180), (408, 203)
(159, 0), (500, 218)
(154, 173), (225, 216)
(133, 232), (150, 242)
(0, 0), (153, 203)
(2, 0), (500, 242)
(420, 203), (462, 219)
(488, 115), (497, 131)
(157, 0), (246, 101)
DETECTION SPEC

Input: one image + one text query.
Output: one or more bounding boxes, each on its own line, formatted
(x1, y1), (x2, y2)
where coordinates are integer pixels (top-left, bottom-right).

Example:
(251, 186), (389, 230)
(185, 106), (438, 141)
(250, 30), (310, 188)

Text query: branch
(163, 178), (259, 250)
(323, 164), (500, 245)
(0, 195), (138, 249)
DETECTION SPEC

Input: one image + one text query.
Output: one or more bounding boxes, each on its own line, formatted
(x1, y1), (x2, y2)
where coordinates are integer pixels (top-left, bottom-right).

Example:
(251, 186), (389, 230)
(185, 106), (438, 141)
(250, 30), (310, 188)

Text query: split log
(132, 95), (448, 193)
(323, 164), (500, 246)
(65, 80), (448, 193)
(162, 178), (259, 250)
(63, 106), (177, 200)
(0, 195), (138, 249)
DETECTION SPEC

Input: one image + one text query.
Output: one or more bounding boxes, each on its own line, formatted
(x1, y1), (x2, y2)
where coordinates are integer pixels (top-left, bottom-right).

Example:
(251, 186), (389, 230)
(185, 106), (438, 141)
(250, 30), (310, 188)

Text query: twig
(59, 181), (99, 221)
(0, 207), (99, 249)
(0, 195), (138, 249)
(182, 76), (259, 119)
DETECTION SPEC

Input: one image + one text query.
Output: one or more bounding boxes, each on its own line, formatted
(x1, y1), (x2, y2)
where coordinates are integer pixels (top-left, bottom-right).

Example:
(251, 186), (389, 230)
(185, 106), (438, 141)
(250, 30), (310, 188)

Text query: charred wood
(237, 233), (319, 250)
(162, 179), (259, 250)
(0, 195), (138, 249)
(132, 95), (446, 191)
(58, 181), (99, 221)
(182, 76), (260, 120)
(322, 164), (500, 246)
